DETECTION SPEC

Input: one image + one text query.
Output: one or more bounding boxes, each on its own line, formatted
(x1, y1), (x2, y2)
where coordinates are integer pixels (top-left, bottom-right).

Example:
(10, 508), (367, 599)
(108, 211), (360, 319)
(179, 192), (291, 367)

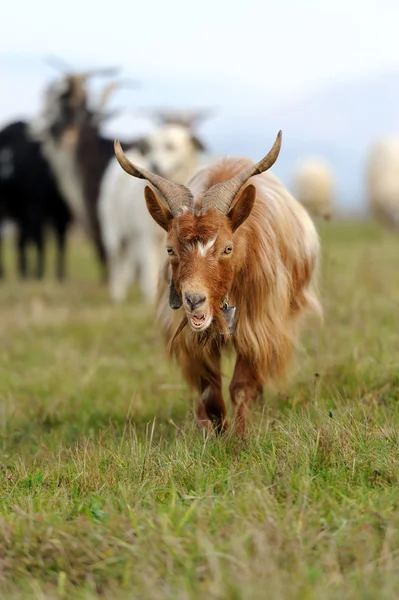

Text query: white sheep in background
(98, 120), (211, 303)
(292, 158), (335, 220)
(366, 137), (399, 229)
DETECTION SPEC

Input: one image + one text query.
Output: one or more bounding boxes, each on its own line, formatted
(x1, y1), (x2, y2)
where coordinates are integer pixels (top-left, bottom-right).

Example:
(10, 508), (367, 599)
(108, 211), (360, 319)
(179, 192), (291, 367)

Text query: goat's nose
(185, 292), (206, 312)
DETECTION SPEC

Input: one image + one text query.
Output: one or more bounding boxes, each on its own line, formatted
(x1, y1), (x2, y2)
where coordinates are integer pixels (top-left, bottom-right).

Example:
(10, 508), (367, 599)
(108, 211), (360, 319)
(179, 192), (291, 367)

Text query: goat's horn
(201, 130), (282, 215)
(98, 80), (140, 111)
(114, 139), (194, 216)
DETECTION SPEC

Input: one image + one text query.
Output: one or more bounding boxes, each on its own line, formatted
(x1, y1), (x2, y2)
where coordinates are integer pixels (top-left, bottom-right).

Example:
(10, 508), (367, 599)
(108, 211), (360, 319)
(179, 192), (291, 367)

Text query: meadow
(0, 221), (398, 599)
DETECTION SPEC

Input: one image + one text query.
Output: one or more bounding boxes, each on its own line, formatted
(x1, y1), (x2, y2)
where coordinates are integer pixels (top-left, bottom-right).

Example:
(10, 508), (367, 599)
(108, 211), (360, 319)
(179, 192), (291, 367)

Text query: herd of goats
(0, 63), (397, 433)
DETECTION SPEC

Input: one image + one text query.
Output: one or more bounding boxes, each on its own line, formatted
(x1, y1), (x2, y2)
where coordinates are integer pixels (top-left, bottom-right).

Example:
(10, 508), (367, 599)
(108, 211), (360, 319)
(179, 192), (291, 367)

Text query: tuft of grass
(0, 221), (399, 599)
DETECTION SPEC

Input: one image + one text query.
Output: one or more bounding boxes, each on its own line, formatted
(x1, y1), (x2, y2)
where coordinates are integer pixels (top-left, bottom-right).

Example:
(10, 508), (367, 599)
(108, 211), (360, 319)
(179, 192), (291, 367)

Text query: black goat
(0, 120), (72, 280)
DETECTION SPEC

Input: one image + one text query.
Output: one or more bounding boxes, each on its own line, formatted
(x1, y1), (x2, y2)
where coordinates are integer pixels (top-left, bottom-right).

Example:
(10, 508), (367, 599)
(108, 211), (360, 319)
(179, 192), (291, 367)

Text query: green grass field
(0, 221), (398, 599)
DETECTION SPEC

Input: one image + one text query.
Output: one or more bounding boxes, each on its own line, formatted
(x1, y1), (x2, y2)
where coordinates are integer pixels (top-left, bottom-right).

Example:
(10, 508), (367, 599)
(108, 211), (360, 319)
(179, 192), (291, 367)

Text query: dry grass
(0, 221), (399, 599)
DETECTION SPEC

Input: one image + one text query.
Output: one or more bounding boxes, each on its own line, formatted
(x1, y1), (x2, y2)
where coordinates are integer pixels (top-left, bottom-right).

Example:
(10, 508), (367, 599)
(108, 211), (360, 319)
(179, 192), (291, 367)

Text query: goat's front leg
(55, 222), (67, 281)
(34, 228), (45, 280)
(183, 348), (227, 433)
(17, 229), (28, 279)
(196, 376), (227, 434)
(229, 355), (263, 435)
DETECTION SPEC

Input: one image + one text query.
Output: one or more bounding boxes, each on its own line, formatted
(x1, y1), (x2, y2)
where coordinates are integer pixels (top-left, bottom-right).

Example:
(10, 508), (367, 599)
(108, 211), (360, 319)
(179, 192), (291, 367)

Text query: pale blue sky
(2, 0), (399, 117)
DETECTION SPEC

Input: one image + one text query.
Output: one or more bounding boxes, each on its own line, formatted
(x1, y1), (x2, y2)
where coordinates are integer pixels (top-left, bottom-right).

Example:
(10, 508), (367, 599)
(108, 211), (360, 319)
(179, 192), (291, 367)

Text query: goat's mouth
(187, 310), (212, 332)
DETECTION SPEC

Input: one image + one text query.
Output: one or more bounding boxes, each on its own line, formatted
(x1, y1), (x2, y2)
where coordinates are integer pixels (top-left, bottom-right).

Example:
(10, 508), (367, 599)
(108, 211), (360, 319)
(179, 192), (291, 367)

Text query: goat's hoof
(196, 418), (213, 432)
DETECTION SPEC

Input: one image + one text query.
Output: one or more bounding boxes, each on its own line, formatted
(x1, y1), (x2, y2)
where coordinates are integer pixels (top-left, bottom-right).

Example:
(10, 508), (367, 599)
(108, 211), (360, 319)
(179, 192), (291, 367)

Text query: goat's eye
(167, 248), (175, 256)
(223, 245), (233, 255)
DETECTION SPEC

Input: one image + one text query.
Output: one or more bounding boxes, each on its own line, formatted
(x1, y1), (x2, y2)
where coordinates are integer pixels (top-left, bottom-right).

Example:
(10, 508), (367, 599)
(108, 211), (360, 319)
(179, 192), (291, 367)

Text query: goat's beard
(168, 306), (231, 353)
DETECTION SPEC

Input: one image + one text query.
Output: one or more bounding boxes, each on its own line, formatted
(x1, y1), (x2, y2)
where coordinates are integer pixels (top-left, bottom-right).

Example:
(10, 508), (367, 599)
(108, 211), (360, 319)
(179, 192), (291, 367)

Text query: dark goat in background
(0, 120), (72, 280)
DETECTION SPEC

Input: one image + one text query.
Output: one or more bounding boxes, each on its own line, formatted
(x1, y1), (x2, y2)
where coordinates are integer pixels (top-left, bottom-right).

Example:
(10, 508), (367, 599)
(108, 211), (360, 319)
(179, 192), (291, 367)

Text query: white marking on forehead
(197, 237), (217, 256)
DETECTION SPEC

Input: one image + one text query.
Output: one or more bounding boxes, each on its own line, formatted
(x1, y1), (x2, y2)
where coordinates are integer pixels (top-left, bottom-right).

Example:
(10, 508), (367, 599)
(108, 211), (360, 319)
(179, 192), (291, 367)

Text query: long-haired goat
(114, 131), (321, 435)
(0, 120), (71, 280)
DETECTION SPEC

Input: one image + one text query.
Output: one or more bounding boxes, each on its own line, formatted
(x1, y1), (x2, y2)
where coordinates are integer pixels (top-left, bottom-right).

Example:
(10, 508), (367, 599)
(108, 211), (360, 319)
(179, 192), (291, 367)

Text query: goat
(30, 70), (135, 280)
(0, 120), (72, 279)
(366, 137), (399, 229)
(114, 131), (321, 435)
(292, 158), (334, 220)
(98, 117), (210, 303)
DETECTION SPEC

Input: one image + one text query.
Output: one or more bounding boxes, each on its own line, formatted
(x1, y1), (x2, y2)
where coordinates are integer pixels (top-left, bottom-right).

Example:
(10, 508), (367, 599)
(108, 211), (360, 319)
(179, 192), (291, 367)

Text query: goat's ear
(144, 186), (173, 231)
(227, 184), (257, 232)
(190, 134), (206, 153)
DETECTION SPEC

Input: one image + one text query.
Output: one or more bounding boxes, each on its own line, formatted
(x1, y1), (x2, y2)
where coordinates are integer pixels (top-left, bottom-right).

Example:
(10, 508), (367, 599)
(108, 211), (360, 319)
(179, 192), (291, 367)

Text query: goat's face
(146, 125), (205, 180)
(165, 209), (241, 332)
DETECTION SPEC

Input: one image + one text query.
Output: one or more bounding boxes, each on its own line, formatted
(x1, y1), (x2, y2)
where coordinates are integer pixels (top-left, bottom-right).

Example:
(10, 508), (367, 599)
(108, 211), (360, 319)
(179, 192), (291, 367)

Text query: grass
(0, 221), (398, 599)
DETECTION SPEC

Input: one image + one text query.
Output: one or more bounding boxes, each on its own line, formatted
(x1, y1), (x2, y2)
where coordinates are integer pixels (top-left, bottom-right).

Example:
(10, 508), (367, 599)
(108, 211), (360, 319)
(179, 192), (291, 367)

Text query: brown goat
(114, 131), (321, 435)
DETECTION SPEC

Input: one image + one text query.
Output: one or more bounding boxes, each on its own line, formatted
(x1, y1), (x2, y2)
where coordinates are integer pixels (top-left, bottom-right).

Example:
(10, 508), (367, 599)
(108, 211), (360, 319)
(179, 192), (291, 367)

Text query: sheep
(114, 131), (321, 435)
(292, 158), (334, 220)
(98, 116), (210, 303)
(366, 137), (399, 229)
(0, 120), (72, 280)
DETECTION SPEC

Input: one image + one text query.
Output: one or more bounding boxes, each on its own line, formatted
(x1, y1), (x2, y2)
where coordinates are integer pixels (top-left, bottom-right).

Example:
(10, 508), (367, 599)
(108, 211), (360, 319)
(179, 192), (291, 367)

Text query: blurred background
(2, 0), (399, 218)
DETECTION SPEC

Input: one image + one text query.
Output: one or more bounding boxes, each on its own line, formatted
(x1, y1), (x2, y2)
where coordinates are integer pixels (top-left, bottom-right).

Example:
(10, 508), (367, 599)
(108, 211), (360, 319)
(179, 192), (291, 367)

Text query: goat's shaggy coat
(114, 134), (321, 434)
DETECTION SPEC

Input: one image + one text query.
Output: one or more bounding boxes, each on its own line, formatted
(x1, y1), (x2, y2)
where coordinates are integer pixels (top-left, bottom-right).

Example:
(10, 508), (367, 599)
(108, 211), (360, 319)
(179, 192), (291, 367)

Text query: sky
(3, 0), (399, 110)
(2, 0), (399, 209)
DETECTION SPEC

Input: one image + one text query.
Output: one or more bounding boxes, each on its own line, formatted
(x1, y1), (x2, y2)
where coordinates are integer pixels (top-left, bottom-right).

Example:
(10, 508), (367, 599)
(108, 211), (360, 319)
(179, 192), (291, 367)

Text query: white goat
(366, 137), (399, 229)
(98, 123), (209, 303)
(292, 158), (334, 220)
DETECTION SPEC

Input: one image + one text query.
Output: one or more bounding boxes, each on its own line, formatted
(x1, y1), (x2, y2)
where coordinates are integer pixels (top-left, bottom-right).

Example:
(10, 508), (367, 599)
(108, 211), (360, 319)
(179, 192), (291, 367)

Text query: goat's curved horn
(201, 130), (282, 215)
(114, 139), (194, 216)
(98, 80), (140, 111)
